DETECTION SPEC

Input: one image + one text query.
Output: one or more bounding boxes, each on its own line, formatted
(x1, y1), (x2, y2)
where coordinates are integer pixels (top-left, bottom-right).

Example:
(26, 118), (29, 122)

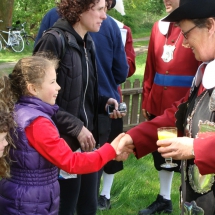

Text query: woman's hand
(157, 137), (195, 160)
(77, 126), (96, 152)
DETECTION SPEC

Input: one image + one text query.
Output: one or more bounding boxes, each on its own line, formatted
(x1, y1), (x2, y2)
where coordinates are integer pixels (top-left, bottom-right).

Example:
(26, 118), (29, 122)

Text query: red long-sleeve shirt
(25, 117), (116, 174)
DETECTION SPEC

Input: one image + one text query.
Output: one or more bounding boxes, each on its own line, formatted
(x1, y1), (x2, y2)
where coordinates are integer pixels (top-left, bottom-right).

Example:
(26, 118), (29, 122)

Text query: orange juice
(158, 130), (177, 140)
(158, 127), (178, 168)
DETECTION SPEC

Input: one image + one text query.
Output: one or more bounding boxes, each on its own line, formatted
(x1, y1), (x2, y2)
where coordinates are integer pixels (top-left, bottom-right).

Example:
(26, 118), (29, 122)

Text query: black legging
(58, 172), (98, 215)
(97, 115), (123, 196)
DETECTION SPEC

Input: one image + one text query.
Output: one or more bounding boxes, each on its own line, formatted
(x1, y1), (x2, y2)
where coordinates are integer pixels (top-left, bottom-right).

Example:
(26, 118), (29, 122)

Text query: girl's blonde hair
(0, 76), (16, 178)
(9, 55), (59, 101)
(0, 55), (58, 177)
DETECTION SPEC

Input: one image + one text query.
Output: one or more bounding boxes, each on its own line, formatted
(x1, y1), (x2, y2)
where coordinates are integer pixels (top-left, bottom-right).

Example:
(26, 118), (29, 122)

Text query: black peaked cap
(162, 0), (215, 22)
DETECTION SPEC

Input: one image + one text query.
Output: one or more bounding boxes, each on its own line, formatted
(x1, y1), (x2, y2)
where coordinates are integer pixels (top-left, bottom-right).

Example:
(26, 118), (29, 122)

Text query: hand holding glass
(158, 127), (178, 168)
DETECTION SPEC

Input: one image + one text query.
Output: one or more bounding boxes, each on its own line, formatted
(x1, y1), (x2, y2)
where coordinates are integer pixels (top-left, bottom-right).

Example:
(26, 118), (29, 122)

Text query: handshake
(110, 133), (134, 161)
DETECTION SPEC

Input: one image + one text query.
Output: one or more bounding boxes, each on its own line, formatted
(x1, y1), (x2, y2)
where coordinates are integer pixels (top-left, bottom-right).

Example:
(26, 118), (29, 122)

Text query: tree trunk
(0, 0), (14, 40)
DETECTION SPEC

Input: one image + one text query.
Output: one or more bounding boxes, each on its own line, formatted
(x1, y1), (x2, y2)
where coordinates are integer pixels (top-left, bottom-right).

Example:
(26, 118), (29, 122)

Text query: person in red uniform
(140, 0), (199, 214)
(117, 0), (215, 214)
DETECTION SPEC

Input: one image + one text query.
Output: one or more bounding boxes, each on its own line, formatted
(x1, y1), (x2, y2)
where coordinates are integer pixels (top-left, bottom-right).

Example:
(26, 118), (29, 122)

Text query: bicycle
(13, 21), (35, 46)
(0, 20), (24, 52)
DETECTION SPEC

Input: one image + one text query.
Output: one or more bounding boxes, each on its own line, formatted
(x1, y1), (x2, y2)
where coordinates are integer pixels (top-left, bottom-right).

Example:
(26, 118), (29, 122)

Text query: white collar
(194, 60), (215, 89)
(110, 16), (124, 28)
(158, 18), (170, 35)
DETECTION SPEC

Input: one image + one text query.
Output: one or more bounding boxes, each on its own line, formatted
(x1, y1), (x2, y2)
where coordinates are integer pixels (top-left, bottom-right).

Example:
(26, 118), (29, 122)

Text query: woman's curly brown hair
(0, 76), (16, 178)
(57, 0), (107, 26)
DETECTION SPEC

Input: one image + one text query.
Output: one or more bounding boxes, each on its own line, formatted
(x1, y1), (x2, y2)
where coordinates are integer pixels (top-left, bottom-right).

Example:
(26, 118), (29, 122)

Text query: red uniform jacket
(142, 21), (200, 116)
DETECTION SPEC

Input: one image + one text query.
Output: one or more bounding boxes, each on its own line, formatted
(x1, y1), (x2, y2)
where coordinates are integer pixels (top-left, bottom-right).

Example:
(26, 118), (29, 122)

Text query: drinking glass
(157, 127), (178, 168)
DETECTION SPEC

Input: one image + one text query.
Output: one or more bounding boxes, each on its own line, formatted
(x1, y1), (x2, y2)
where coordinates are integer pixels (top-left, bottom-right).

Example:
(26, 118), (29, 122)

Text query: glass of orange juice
(158, 127), (178, 168)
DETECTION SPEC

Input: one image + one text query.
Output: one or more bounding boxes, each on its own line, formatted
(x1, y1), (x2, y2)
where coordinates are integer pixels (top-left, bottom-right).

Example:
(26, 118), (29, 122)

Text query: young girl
(0, 56), (132, 215)
(0, 76), (16, 178)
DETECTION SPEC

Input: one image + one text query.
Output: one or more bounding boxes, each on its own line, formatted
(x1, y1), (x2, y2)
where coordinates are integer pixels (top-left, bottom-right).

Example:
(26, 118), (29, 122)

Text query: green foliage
(123, 0), (164, 14)
(143, 0), (165, 14)
(13, 0), (56, 37)
(11, 0), (165, 39)
(107, 0), (165, 37)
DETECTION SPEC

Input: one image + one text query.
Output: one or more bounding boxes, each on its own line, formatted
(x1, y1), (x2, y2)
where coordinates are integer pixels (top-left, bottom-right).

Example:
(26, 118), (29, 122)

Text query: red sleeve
(123, 25), (136, 77)
(194, 136), (215, 175)
(141, 23), (157, 109)
(127, 94), (189, 159)
(25, 117), (116, 174)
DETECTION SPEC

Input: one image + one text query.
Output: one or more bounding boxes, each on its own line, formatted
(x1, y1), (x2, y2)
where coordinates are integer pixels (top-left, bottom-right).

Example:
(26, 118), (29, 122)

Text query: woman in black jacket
(34, 0), (125, 214)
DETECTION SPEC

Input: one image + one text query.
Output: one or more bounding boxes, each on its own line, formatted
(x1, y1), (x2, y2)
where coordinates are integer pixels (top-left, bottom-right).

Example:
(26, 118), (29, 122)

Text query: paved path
(133, 37), (150, 42)
(0, 62), (17, 70)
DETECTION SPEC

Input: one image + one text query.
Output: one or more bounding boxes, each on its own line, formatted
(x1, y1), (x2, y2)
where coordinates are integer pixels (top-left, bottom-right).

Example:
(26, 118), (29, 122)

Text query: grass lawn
(126, 50), (147, 85)
(0, 44), (34, 75)
(0, 44), (34, 63)
(133, 40), (149, 47)
(97, 154), (181, 215)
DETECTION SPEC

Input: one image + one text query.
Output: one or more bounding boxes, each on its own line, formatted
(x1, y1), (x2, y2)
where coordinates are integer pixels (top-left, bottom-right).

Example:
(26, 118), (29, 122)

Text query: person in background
(90, 0), (136, 210)
(34, 7), (60, 46)
(33, 0), (127, 215)
(0, 76), (15, 179)
(34, 0), (134, 211)
(0, 56), (133, 215)
(139, 0), (199, 214)
(117, 0), (215, 213)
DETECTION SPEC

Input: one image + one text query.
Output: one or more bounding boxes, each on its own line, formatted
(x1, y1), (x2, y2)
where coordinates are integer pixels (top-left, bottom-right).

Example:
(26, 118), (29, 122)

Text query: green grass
(0, 44), (34, 75)
(126, 51), (147, 85)
(0, 44), (34, 63)
(133, 40), (149, 48)
(97, 154), (181, 215)
(132, 32), (150, 39)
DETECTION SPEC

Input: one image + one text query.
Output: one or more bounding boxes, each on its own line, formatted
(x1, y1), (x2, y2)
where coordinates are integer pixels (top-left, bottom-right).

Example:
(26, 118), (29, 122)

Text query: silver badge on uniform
(161, 45), (175, 63)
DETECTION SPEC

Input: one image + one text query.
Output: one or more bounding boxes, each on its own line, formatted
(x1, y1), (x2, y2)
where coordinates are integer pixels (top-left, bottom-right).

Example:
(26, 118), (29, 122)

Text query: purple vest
(0, 97), (60, 215)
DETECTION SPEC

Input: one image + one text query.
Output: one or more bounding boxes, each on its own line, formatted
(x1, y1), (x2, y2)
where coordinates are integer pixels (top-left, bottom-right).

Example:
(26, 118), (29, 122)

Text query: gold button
(166, 71), (169, 74)
(164, 87), (167, 90)
(171, 40), (175, 43)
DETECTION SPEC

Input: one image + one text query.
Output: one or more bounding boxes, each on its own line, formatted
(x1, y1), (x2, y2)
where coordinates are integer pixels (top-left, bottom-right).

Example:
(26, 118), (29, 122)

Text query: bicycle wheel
(11, 34), (24, 52)
(25, 35), (35, 46)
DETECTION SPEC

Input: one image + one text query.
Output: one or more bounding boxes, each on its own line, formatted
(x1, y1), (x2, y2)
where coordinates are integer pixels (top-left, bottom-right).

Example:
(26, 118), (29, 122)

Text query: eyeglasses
(182, 25), (199, 39)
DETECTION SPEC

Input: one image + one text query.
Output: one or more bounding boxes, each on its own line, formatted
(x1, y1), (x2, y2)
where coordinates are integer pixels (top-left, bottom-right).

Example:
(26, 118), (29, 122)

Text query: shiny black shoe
(97, 195), (111, 210)
(138, 194), (173, 215)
